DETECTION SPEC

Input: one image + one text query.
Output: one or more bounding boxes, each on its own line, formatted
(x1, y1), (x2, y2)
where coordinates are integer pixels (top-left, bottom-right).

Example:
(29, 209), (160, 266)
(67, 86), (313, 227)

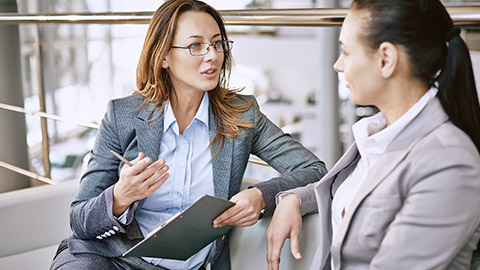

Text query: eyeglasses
(171, 40), (234, 56)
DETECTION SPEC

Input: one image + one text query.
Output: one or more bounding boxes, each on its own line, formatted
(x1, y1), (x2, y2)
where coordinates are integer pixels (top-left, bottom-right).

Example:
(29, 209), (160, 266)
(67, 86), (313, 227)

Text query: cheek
(343, 60), (355, 79)
(218, 54), (225, 66)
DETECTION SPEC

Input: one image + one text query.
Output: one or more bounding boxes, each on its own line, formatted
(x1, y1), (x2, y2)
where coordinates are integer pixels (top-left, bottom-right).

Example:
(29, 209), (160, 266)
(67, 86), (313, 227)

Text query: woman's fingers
(213, 188), (265, 228)
(266, 226), (285, 270)
(266, 194), (303, 270)
(213, 204), (242, 227)
(290, 229), (302, 260)
(138, 159), (166, 183)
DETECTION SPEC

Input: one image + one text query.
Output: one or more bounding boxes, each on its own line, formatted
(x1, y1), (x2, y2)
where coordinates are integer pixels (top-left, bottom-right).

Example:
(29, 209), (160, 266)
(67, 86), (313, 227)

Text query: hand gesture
(266, 194), (303, 270)
(113, 152), (169, 216)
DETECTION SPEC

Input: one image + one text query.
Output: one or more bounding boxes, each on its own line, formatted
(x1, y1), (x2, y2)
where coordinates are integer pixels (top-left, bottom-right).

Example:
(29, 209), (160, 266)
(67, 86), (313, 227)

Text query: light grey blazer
(65, 93), (326, 269)
(290, 97), (480, 270)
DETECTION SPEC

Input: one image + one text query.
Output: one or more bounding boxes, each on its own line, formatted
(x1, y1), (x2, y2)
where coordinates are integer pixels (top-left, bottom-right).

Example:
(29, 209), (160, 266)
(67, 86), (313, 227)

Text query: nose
(333, 53), (344, 73)
(203, 45), (219, 61)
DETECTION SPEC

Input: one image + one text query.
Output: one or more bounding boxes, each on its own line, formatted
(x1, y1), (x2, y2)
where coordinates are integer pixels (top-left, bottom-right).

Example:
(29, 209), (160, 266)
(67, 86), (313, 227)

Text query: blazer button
(113, 226), (119, 231)
(96, 236), (103, 240)
(109, 229), (116, 235)
(105, 232), (112, 237)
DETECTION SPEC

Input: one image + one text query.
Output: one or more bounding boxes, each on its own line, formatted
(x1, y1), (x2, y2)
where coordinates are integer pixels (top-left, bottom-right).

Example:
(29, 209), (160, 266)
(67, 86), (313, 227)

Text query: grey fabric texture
(51, 245), (168, 270)
(285, 97), (480, 270)
(60, 93), (326, 269)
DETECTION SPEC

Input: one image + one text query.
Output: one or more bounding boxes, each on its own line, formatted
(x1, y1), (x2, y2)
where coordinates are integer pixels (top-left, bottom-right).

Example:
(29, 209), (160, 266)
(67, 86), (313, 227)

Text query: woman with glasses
(50, 0), (326, 269)
(266, 0), (480, 269)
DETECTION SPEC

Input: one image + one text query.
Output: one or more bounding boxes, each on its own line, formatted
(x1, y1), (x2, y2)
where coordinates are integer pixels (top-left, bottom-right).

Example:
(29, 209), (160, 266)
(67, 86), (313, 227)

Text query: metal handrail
(0, 161), (56, 185)
(0, 103), (100, 130)
(0, 7), (478, 26)
(0, 7), (479, 185)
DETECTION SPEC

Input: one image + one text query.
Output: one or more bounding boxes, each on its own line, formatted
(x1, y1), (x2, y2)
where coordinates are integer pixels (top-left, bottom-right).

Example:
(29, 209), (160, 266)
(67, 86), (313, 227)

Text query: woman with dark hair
(50, 0), (326, 269)
(266, 0), (480, 269)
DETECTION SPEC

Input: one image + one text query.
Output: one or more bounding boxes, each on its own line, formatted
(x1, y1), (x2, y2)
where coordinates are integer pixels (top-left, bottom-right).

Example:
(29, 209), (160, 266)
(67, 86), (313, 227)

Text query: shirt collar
(353, 87), (438, 166)
(163, 92), (210, 134)
(195, 92), (210, 129)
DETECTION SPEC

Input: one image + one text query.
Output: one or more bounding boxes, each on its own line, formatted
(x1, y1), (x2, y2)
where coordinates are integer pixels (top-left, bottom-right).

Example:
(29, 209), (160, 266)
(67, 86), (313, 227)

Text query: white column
(0, 0), (31, 192)
(314, 0), (341, 169)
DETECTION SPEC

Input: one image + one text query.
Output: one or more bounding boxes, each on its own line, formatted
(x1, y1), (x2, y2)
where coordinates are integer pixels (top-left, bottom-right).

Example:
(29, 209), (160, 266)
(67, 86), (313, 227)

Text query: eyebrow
(186, 33), (221, 40)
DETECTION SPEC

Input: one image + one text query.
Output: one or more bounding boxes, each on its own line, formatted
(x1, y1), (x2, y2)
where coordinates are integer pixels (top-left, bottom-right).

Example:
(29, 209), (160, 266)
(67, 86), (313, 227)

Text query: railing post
(0, 0), (30, 192)
(314, 0), (342, 169)
(34, 24), (51, 179)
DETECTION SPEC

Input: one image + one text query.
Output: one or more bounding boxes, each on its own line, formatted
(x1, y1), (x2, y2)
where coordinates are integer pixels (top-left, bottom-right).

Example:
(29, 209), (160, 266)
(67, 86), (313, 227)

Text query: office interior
(0, 0), (479, 269)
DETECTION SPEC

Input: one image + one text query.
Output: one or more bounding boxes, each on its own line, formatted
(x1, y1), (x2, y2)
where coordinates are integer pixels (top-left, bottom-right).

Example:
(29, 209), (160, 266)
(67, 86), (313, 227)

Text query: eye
(188, 42), (202, 50)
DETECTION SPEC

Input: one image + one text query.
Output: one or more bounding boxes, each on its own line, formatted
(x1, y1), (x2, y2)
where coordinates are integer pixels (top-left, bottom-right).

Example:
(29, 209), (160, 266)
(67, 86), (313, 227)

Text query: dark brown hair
(351, 0), (480, 152)
(135, 0), (254, 152)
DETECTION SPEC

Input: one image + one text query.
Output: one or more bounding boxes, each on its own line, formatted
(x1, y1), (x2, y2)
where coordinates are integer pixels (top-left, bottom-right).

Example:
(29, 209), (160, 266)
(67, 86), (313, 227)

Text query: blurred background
(1, 0), (480, 191)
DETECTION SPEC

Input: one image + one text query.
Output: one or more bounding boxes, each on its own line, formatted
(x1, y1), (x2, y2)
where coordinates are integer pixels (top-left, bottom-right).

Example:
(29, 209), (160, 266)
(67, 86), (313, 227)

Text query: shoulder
(407, 121), (480, 178)
(231, 93), (256, 104)
(109, 93), (145, 113)
(100, 93), (147, 131)
(231, 94), (260, 114)
(414, 121), (478, 159)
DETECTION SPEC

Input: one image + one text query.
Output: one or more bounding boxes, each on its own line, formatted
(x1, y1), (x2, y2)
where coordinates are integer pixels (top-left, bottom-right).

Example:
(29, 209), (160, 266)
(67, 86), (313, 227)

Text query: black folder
(122, 195), (235, 260)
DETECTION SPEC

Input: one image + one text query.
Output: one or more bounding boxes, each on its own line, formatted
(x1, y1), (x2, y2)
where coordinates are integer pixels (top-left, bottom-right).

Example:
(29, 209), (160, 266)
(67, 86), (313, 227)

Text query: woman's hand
(113, 152), (169, 216)
(212, 188), (266, 228)
(266, 194), (303, 270)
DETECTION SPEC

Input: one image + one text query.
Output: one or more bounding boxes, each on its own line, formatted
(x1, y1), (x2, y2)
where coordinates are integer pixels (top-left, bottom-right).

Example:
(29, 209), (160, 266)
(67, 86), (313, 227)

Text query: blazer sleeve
(370, 146), (480, 269)
(69, 100), (132, 240)
(248, 97), (327, 216)
(276, 182), (320, 216)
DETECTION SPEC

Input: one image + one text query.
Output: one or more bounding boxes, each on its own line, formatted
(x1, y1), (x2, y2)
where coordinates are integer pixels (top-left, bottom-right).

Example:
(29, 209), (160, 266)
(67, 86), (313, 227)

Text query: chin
(203, 82), (220, 91)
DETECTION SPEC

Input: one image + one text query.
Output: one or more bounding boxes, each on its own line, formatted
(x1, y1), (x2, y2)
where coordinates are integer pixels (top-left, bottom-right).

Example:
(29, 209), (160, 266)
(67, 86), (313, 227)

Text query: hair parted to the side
(350, 0), (480, 153)
(134, 0), (255, 153)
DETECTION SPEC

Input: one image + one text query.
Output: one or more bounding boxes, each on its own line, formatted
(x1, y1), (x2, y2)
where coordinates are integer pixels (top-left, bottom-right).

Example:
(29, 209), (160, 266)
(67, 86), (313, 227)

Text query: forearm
(70, 185), (128, 239)
(252, 167), (323, 216)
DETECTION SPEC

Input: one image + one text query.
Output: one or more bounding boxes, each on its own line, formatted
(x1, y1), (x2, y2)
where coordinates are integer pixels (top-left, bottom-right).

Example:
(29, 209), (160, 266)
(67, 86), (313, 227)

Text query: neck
(378, 79), (429, 126)
(170, 91), (205, 134)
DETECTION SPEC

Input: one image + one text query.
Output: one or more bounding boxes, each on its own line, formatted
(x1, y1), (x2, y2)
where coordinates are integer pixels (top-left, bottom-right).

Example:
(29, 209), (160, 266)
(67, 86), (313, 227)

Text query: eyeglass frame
(171, 40), (234, 56)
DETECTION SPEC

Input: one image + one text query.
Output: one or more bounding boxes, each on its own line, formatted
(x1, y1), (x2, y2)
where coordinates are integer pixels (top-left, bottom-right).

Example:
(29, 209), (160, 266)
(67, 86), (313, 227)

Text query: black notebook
(123, 195), (235, 260)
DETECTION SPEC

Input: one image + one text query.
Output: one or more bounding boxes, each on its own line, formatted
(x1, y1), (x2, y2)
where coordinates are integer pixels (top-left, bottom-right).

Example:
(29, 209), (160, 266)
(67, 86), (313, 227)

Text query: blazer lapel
(208, 105), (233, 200)
(331, 98), (449, 267)
(326, 143), (359, 181)
(135, 103), (164, 161)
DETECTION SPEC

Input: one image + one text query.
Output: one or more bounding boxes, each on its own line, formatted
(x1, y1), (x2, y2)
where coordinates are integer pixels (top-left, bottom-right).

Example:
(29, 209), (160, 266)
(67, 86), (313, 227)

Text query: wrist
(113, 185), (132, 216)
(282, 193), (300, 207)
(251, 187), (266, 210)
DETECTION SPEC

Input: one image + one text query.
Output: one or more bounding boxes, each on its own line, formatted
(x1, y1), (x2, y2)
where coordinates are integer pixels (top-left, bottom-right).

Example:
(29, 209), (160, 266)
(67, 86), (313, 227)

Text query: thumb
(290, 231), (302, 260)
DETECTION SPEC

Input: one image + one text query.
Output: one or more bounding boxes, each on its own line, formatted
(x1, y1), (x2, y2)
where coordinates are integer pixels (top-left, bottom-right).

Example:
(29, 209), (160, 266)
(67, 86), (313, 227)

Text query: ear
(377, 42), (398, 78)
(162, 55), (169, 69)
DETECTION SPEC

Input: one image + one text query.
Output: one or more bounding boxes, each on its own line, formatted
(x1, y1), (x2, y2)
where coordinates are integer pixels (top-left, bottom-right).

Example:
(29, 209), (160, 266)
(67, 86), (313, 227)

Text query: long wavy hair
(135, 0), (254, 153)
(351, 0), (480, 153)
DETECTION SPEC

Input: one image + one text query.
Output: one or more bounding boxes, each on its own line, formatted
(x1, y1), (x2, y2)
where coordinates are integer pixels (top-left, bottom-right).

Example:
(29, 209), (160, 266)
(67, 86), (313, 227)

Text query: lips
(201, 67), (218, 79)
(201, 67), (217, 74)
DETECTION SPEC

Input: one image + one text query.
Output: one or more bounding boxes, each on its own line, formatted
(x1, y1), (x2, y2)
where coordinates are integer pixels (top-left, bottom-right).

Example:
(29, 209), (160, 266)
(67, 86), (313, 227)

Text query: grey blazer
(66, 93), (326, 269)
(291, 97), (480, 270)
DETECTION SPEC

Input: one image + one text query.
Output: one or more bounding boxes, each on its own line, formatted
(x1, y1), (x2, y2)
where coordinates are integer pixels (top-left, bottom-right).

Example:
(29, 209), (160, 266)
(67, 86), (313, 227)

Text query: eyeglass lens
(190, 40), (232, 55)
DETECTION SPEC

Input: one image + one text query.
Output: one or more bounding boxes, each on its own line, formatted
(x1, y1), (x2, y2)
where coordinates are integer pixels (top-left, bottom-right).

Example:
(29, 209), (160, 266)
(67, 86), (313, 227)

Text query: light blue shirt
(136, 92), (215, 270)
